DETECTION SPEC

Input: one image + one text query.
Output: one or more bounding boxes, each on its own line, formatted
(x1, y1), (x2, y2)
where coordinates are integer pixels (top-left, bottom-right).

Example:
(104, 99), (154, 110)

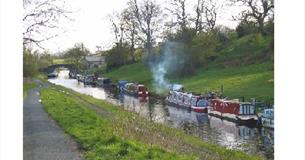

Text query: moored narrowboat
(259, 108), (274, 128)
(47, 71), (58, 78)
(117, 80), (128, 91)
(96, 77), (111, 87)
(166, 91), (193, 109)
(190, 96), (209, 113)
(209, 99), (258, 124)
(122, 83), (149, 97)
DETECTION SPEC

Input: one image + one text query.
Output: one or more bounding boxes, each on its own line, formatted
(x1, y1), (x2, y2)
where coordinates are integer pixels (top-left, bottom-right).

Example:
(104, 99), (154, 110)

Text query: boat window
(250, 105), (255, 114)
(239, 106), (243, 115)
(191, 98), (197, 106)
(197, 100), (207, 107)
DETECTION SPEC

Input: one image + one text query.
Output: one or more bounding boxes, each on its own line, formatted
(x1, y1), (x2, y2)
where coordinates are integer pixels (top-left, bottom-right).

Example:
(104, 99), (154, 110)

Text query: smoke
(150, 42), (185, 93)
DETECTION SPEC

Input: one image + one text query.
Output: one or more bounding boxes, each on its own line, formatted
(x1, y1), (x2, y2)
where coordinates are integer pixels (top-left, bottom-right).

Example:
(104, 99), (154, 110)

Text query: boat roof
(171, 84), (184, 91)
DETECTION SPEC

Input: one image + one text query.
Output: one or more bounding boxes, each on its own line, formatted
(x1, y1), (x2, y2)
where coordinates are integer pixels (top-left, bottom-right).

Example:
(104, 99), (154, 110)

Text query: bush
(23, 49), (38, 77)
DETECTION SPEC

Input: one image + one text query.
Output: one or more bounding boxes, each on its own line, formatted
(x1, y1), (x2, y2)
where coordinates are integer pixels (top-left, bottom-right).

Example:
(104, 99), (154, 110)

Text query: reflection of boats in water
(117, 92), (167, 123)
(209, 116), (257, 141)
(166, 106), (209, 127)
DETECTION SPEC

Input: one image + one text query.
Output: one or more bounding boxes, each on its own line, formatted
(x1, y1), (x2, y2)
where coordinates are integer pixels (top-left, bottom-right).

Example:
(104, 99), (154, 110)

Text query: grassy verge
(23, 79), (37, 99)
(36, 73), (48, 82)
(41, 85), (264, 160)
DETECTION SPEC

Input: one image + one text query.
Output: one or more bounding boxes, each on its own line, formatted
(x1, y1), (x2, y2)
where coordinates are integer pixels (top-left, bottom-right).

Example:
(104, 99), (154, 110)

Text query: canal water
(49, 70), (274, 159)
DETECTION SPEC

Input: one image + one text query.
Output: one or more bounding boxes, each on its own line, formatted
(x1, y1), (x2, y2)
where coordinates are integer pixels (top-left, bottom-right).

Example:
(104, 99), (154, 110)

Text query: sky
(36, 0), (243, 54)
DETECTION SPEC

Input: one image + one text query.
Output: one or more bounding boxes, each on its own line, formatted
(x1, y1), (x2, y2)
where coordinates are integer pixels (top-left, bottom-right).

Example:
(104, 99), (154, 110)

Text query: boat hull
(191, 106), (208, 113)
(208, 110), (258, 125)
(165, 100), (191, 110)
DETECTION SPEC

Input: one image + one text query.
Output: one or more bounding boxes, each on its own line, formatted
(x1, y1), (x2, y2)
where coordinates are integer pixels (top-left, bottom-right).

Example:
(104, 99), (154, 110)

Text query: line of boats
(165, 84), (274, 128)
(54, 70), (274, 129)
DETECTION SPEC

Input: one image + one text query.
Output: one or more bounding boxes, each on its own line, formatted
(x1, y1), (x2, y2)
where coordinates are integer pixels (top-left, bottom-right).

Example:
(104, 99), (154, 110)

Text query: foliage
(64, 43), (90, 70)
(23, 48), (39, 77)
(105, 43), (131, 70)
(23, 48), (54, 77)
(23, 79), (37, 98)
(236, 20), (258, 37)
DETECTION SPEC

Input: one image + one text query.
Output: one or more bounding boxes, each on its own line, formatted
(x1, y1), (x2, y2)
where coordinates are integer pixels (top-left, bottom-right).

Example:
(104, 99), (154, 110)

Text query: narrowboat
(83, 75), (97, 85)
(76, 74), (84, 82)
(259, 108), (274, 128)
(117, 80), (128, 91)
(122, 83), (149, 97)
(209, 99), (258, 124)
(69, 71), (77, 79)
(47, 71), (58, 78)
(166, 91), (193, 109)
(96, 77), (111, 87)
(190, 96), (209, 113)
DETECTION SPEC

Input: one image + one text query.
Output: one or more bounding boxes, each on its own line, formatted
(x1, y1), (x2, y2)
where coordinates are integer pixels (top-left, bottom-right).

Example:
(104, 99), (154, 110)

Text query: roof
(85, 54), (105, 62)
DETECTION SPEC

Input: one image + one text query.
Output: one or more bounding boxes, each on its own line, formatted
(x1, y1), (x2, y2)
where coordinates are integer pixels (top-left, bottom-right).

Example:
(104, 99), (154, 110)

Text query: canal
(49, 69), (274, 159)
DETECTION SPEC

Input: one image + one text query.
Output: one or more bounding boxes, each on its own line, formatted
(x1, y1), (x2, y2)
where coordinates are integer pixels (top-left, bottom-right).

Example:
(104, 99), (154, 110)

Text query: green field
(53, 58), (66, 64)
(41, 85), (263, 160)
(104, 34), (274, 102)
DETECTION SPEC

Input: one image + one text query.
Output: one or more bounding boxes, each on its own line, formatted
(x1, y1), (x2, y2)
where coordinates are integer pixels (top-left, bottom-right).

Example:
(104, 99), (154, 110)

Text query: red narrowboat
(209, 99), (258, 124)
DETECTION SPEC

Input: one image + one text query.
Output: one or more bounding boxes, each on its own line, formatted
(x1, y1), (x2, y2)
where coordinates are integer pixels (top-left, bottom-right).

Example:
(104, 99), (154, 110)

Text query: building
(84, 54), (105, 68)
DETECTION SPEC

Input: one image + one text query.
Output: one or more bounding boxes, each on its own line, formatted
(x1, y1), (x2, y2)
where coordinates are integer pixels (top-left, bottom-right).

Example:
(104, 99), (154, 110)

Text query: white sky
(39, 0), (243, 54)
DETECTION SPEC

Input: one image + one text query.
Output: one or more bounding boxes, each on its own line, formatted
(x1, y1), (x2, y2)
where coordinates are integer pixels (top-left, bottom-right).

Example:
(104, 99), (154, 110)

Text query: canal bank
(40, 84), (264, 160)
(48, 69), (273, 159)
(39, 70), (273, 159)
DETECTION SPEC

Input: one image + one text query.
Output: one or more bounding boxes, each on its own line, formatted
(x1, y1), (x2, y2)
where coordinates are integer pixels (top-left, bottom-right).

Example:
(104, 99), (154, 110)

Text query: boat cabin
(210, 99), (257, 122)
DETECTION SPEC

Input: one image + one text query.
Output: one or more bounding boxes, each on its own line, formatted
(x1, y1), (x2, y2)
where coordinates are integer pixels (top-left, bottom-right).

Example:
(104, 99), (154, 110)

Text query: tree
(121, 8), (139, 62)
(128, 0), (162, 61)
(167, 0), (189, 31)
(231, 0), (274, 34)
(64, 43), (90, 70)
(109, 12), (125, 48)
(23, 0), (72, 49)
(23, 48), (38, 77)
(193, 0), (219, 33)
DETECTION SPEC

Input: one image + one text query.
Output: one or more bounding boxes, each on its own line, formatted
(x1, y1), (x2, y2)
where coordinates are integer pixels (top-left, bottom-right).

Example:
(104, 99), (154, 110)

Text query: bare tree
(194, 0), (204, 33)
(128, 0), (162, 60)
(23, 0), (72, 49)
(203, 0), (217, 31)
(121, 8), (139, 62)
(193, 0), (219, 33)
(231, 0), (274, 33)
(167, 0), (189, 31)
(109, 12), (125, 47)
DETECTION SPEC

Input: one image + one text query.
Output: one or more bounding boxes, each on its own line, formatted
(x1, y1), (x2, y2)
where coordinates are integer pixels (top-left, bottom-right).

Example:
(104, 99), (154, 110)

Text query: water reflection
(48, 70), (274, 159)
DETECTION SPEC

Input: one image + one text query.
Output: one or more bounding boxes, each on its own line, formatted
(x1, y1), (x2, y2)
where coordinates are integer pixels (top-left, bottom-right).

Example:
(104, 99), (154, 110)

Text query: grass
(53, 58), (66, 64)
(23, 79), (37, 99)
(36, 73), (48, 82)
(40, 85), (264, 160)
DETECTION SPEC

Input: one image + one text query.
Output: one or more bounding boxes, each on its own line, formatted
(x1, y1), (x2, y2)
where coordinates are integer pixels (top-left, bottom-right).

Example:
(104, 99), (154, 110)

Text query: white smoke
(150, 42), (185, 93)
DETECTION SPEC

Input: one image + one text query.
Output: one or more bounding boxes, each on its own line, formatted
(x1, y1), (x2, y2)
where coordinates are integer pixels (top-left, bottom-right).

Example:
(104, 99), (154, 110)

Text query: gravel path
(23, 81), (83, 160)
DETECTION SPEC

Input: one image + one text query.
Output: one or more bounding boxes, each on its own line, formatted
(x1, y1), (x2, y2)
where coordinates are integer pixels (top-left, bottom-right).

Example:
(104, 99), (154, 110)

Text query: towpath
(23, 80), (83, 160)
